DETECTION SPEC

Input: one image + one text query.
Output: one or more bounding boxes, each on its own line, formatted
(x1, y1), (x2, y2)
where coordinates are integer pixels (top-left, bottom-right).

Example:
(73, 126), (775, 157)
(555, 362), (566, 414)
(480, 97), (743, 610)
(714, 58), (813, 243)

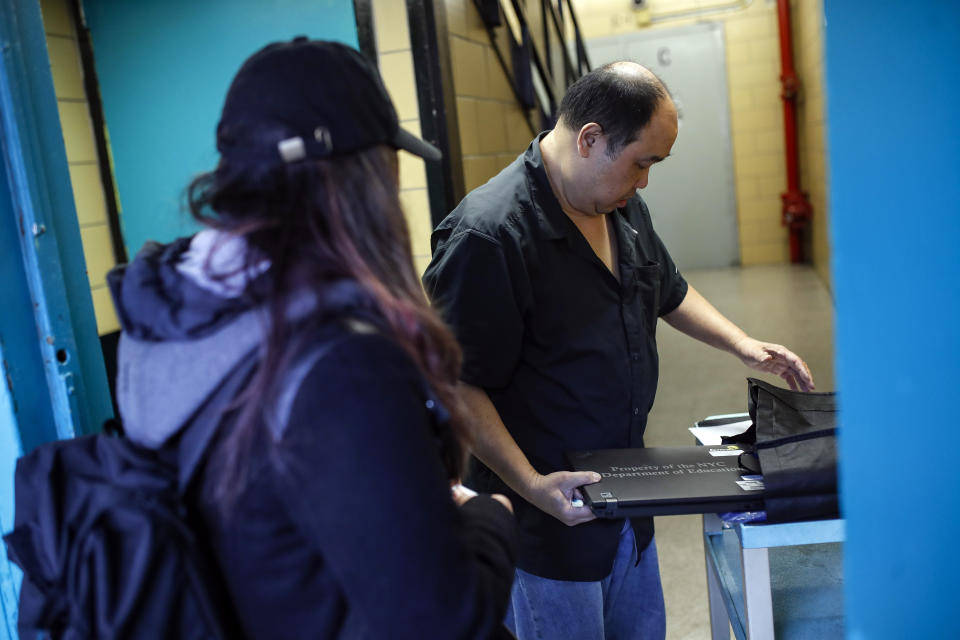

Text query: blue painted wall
(825, 2), (960, 637)
(82, 0), (359, 257)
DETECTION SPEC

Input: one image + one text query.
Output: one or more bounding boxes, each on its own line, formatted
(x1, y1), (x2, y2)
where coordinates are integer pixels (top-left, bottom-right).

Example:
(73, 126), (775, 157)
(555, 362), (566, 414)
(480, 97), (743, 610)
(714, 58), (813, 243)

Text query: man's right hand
(524, 470), (601, 526)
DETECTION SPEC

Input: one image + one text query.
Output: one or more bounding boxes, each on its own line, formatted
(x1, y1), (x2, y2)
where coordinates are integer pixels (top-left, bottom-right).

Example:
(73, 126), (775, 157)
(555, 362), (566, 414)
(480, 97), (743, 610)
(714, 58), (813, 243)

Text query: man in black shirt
(423, 62), (814, 639)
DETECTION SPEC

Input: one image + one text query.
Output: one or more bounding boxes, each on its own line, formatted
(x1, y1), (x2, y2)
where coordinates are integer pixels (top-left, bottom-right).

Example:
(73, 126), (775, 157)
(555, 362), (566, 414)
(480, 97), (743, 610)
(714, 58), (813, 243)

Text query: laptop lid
(566, 447), (765, 518)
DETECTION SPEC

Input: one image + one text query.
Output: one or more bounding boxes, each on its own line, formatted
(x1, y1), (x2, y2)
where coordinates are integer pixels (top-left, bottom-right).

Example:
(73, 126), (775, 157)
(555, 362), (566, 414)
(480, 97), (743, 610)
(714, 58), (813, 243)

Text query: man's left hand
(732, 337), (815, 392)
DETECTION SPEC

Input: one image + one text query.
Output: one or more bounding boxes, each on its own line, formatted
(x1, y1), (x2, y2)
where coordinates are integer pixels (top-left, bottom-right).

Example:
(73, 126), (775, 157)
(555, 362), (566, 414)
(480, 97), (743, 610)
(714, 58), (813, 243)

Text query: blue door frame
(1, 1), (114, 635)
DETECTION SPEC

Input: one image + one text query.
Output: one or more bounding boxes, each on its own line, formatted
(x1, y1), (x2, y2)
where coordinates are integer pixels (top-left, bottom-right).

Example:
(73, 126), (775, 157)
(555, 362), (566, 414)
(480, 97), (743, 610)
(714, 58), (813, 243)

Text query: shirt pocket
(631, 261), (662, 335)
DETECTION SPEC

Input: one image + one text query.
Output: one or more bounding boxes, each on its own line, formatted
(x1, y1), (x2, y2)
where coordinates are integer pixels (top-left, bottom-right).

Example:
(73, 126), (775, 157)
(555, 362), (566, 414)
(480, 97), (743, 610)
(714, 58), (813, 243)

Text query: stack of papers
(688, 413), (752, 446)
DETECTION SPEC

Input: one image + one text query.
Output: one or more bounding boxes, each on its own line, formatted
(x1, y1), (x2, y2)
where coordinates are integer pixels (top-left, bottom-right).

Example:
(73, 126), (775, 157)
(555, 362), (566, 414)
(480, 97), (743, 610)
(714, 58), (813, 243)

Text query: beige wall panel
(414, 253), (433, 279)
(445, 0), (487, 43)
(574, 12), (620, 40)
(456, 97), (480, 155)
(800, 47), (822, 74)
(475, 100), (508, 155)
(505, 105), (534, 152)
(732, 137), (757, 165)
(735, 151), (783, 179)
(728, 60), (779, 89)
(794, 0), (831, 290)
(811, 238), (831, 289)
(379, 51), (419, 121)
(803, 93), (825, 122)
(486, 48), (514, 102)
(367, 1), (433, 267)
(750, 85), (782, 111)
(400, 189), (433, 257)
(450, 37), (489, 97)
(398, 151), (427, 191)
(802, 157), (826, 186)
(726, 40), (750, 65)
(755, 175), (786, 200)
(495, 153), (516, 172)
(400, 117), (421, 137)
(373, 0), (410, 52)
(747, 36), (779, 61)
(56, 100), (97, 163)
(664, 0), (703, 13)
(735, 176), (759, 201)
(649, 0), (698, 11)
(740, 219), (788, 245)
(90, 286), (120, 335)
(525, 0), (545, 61)
(736, 199), (777, 224)
(741, 241), (790, 265)
(808, 173), (827, 195)
(45, 0), (122, 332)
(461, 0), (489, 43)
(69, 163), (108, 227)
(463, 156), (498, 192)
(724, 13), (776, 40)
(733, 127), (758, 149)
(755, 130), (784, 154)
(396, 119), (426, 192)
(79, 224), (117, 288)
(731, 107), (779, 132)
(47, 36), (86, 100)
(728, 88), (752, 112)
(445, 0), (468, 38)
(40, 0), (73, 37)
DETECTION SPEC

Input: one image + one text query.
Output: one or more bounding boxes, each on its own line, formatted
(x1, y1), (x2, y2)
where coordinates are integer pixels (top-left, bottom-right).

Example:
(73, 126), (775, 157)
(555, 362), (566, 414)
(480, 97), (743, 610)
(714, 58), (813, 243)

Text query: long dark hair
(187, 145), (467, 507)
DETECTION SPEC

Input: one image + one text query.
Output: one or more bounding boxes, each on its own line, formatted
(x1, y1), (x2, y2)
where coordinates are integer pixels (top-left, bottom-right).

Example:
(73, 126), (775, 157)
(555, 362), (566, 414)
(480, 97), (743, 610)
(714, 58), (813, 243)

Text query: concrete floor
(645, 264), (835, 639)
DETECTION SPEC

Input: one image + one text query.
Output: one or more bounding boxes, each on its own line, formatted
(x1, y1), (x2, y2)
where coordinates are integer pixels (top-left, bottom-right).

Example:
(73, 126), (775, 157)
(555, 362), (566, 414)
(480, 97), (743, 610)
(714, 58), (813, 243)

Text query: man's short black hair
(556, 62), (669, 157)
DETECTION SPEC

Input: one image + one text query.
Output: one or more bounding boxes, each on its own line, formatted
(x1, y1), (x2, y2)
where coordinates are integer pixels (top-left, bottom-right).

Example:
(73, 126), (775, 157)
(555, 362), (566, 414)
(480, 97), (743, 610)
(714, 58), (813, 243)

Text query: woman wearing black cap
(108, 39), (517, 638)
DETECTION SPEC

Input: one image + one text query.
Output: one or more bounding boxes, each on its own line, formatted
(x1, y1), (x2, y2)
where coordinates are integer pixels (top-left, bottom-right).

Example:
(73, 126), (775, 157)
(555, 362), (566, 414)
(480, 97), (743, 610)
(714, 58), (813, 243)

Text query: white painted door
(586, 22), (739, 269)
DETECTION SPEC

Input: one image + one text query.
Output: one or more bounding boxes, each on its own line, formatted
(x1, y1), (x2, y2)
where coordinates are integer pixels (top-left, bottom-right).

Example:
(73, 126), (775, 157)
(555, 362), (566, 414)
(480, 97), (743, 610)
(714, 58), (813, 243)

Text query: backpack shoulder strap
(176, 349), (259, 493)
(174, 311), (389, 492)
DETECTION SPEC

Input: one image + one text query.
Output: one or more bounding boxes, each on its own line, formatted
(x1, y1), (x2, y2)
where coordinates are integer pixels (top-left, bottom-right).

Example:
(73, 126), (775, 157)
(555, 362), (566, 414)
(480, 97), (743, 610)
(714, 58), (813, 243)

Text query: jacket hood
(107, 231), (377, 449)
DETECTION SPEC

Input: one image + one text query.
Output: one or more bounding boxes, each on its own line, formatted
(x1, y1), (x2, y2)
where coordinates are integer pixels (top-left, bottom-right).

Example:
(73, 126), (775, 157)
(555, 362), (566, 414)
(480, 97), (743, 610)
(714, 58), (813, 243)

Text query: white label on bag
(708, 446), (743, 457)
(736, 479), (765, 491)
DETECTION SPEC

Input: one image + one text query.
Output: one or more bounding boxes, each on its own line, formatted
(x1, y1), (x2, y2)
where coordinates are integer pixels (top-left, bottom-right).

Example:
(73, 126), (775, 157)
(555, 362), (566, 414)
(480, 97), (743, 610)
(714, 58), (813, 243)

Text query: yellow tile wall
(372, 0), (434, 276)
(375, 0), (543, 269)
(40, 0), (120, 334)
(444, 0), (537, 194)
(572, 0), (829, 268)
(794, 0), (831, 292)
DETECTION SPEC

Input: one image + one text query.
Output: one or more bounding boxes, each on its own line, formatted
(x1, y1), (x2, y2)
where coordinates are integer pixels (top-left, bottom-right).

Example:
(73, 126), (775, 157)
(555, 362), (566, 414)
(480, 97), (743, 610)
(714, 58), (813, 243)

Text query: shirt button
(425, 399), (435, 409)
(633, 408), (640, 416)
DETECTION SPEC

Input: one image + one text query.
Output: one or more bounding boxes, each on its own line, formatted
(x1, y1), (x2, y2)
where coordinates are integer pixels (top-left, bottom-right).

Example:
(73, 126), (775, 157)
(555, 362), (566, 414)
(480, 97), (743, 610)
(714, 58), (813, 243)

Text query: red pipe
(776, 0), (812, 263)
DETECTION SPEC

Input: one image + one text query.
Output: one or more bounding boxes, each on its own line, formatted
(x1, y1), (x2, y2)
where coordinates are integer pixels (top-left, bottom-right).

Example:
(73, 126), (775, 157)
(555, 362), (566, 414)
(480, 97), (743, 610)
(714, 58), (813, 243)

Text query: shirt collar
(611, 209), (641, 268)
(524, 132), (573, 240)
(523, 133), (643, 256)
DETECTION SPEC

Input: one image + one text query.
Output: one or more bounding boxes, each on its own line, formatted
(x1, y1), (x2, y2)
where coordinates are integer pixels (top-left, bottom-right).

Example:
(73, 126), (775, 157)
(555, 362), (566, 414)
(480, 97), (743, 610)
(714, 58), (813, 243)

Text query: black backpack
(3, 353), (256, 639)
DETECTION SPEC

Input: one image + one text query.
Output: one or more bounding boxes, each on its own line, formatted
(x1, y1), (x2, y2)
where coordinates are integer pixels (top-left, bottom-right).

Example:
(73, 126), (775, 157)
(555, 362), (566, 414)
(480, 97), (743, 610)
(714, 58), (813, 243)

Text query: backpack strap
(173, 300), (393, 493)
(176, 349), (260, 494)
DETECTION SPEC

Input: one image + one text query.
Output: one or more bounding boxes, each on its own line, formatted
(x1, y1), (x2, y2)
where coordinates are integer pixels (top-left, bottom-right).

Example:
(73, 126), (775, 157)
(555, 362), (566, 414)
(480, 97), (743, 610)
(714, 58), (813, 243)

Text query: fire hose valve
(781, 191), (812, 229)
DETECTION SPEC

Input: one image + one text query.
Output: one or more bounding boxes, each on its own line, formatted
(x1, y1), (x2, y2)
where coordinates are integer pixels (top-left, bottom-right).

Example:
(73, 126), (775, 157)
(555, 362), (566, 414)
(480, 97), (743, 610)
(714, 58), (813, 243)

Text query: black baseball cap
(217, 37), (441, 165)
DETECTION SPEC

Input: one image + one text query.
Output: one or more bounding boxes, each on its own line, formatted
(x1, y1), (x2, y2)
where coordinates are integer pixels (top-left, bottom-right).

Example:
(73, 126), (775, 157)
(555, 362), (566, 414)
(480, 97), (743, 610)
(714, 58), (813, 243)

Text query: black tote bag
(728, 378), (840, 523)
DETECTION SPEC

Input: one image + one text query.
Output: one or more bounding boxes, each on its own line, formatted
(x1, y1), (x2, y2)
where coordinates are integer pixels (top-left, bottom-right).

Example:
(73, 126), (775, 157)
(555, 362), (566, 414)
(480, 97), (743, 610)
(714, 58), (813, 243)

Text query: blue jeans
(504, 524), (665, 640)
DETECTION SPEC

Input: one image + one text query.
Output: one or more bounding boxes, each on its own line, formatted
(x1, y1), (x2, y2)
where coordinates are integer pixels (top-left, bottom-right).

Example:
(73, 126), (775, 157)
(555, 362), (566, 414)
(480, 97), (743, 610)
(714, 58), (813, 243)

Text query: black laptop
(566, 446), (765, 518)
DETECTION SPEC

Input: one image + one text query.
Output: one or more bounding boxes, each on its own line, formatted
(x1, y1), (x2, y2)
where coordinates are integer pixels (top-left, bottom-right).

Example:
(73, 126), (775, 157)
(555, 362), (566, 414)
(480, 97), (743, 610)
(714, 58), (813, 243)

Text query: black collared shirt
(423, 135), (687, 580)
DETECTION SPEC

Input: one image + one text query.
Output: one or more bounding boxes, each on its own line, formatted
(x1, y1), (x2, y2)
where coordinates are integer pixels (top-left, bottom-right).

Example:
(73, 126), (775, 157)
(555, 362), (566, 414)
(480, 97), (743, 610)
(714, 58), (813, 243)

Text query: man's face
(581, 101), (678, 215)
